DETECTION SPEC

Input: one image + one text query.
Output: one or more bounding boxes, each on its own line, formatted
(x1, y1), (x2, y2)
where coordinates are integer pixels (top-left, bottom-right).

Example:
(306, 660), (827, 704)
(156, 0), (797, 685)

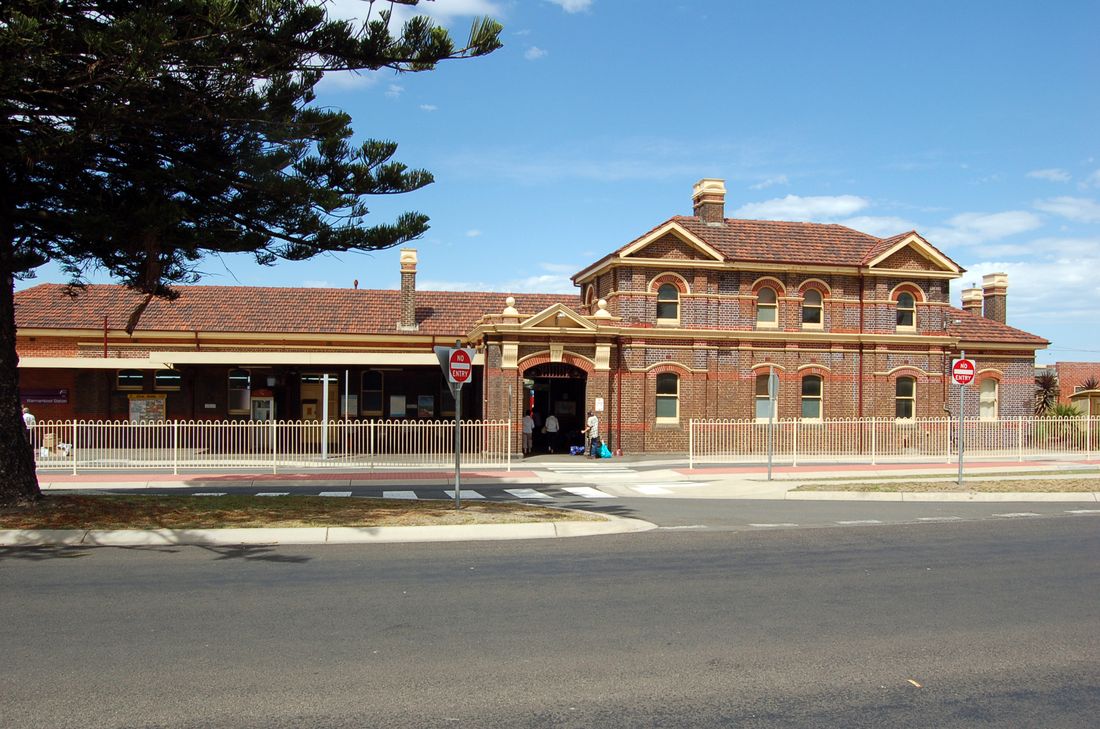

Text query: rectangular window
(801, 376), (822, 419)
(361, 370), (383, 417)
(228, 369), (250, 415)
(979, 379), (998, 420)
(755, 373), (774, 420)
(154, 369), (181, 391)
(895, 377), (915, 419)
(116, 370), (144, 391)
(655, 373), (679, 422)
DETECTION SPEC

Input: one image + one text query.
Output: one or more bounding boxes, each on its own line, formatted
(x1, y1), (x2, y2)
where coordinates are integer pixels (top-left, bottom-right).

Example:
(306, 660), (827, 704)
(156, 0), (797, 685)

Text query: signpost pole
(454, 381), (462, 510)
(767, 365), (776, 481)
(957, 350), (966, 486)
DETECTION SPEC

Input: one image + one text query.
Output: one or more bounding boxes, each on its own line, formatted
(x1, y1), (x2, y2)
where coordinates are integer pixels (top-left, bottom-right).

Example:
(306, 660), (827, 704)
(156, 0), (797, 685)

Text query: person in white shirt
(521, 411), (535, 455)
(22, 406), (36, 436)
(584, 411), (599, 458)
(544, 413), (560, 453)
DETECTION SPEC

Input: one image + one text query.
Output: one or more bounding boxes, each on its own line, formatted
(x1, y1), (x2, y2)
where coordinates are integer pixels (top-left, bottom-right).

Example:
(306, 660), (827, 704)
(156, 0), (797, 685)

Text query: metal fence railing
(28, 419), (513, 474)
(689, 416), (1100, 467)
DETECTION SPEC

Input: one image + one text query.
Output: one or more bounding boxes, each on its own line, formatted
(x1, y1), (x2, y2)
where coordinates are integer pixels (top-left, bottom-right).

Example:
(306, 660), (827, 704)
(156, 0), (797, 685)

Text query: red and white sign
(951, 358), (976, 386)
(448, 348), (473, 384)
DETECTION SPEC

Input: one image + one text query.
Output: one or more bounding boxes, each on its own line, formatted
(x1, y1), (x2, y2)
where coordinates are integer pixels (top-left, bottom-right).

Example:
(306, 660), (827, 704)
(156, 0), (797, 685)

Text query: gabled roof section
(863, 231), (962, 273)
(618, 220), (726, 262)
(519, 303), (597, 331)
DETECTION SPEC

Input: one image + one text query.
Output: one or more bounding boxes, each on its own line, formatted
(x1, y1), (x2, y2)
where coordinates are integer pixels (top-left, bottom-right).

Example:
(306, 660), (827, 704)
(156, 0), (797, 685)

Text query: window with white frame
(154, 369), (181, 391)
(896, 291), (916, 329)
(979, 378), (999, 420)
(656, 283), (680, 324)
(802, 289), (823, 327)
(895, 376), (916, 419)
(756, 287), (778, 327)
(655, 372), (679, 422)
(755, 373), (774, 419)
(801, 374), (823, 419)
(361, 370), (383, 417)
(116, 369), (144, 391)
(228, 368), (250, 414)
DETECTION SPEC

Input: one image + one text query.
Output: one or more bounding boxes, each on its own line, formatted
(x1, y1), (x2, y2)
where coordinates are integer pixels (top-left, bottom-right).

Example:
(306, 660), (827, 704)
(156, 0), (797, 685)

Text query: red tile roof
(15, 284), (580, 336)
(945, 307), (1048, 346)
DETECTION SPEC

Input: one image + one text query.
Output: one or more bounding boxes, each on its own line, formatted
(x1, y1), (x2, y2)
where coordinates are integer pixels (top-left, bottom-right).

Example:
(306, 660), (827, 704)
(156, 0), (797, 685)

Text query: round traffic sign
(951, 358), (975, 386)
(449, 348), (472, 383)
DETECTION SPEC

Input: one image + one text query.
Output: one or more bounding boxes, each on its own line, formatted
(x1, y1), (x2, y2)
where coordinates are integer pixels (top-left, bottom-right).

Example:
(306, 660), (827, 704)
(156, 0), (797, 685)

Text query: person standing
(583, 410), (599, 458)
(544, 412), (560, 453)
(521, 411), (535, 456)
(22, 406), (36, 446)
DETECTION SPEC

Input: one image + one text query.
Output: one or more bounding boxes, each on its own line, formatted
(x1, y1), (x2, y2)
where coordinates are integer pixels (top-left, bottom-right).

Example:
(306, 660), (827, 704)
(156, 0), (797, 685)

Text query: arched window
(655, 372), (679, 422)
(895, 376), (916, 419)
(116, 369), (144, 391)
(154, 369), (181, 391)
(228, 368), (251, 415)
(801, 375), (823, 420)
(980, 379), (999, 420)
(755, 372), (775, 419)
(896, 292), (916, 329)
(756, 287), (778, 327)
(802, 289), (823, 327)
(656, 283), (680, 323)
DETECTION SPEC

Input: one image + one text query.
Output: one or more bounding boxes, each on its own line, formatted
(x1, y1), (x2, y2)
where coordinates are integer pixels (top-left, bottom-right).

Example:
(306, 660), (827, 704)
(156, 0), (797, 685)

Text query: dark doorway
(524, 363), (587, 454)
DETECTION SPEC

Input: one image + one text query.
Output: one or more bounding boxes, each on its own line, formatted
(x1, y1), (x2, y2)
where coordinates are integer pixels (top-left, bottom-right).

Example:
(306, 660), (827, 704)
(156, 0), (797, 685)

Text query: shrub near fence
(28, 419), (513, 474)
(689, 416), (1099, 467)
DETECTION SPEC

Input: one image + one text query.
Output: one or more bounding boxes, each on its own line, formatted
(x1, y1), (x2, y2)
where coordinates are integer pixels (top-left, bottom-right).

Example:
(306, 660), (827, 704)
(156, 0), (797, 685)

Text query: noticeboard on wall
(128, 394), (166, 422)
(389, 395), (407, 418)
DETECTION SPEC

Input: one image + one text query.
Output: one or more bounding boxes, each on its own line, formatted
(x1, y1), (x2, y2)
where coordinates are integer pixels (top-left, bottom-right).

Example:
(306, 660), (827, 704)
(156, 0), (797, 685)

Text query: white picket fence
(689, 416), (1100, 467)
(28, 419), (513, 474)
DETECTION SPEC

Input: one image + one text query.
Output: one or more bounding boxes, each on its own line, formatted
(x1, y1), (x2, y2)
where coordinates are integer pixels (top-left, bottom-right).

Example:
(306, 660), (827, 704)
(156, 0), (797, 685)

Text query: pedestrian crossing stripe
(504, 488), (554, 500)
(319, 491), (352, 497)
(444, 490), (484, 499)
(256, 492), (289, 497)
(194, 492), (227, 497)
(560, 486), (615, 499)
(382, 490), (418, 500)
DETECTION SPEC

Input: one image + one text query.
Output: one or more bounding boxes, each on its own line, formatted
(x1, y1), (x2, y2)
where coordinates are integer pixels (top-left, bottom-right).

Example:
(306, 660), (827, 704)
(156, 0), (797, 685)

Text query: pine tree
(0, 1), (502, 505)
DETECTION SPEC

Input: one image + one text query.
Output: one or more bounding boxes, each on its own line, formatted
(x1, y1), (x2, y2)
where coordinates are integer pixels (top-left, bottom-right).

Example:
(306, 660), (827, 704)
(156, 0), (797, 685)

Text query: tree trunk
(0, 233), (41, 506)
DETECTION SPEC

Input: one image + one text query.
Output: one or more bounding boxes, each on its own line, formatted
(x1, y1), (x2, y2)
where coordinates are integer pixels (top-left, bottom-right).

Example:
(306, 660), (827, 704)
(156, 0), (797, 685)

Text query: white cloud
(465, 229), (482, 238)
(316, 68), (385, 92)
(420, 104), (438, 112)
(1027, 168), (1071, 183)
(1034, 196), (1100, 223)
(734, 194), (869, 221)
(385, 84), (404, 99)
(547, 0), (593, 12)
(749, 175), (789, 190)
(1080, 169), (1100, 188)
(302, 280), (333, 288)
(419, 274), (577, 295)
(838, 216), (918, 237)
(524, 46), (548, 60)
(927, 210), (1042, 247)
(538, 262), (578, 274)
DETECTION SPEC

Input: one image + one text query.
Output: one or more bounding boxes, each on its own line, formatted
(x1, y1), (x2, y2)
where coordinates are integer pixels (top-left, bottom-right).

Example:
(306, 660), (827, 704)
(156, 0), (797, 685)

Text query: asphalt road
(2, 517), (1098, 728)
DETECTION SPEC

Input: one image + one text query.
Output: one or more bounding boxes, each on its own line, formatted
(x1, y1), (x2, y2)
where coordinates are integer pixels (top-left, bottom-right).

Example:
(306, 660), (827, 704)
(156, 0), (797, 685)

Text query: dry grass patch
(794, 478), (1100, 493)
(0, 495), (598, 530)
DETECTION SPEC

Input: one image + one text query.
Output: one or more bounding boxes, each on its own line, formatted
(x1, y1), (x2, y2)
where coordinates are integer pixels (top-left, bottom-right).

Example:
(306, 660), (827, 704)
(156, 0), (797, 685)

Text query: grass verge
(0, 494), (598, 530)
(793, 478), (1099, 493)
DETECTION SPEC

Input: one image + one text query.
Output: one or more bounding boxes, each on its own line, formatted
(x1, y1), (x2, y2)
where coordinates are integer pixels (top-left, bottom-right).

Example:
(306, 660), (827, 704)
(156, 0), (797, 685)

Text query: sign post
(951, 355), (975, 486)
(436, 344), (475, 509)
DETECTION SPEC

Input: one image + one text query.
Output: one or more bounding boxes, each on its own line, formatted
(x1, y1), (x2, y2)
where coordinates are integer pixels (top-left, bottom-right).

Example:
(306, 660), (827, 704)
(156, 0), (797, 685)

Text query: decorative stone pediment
(619, 221), (724, 262)
(520, 303), (597, 331)
(867, 233), (960, 273)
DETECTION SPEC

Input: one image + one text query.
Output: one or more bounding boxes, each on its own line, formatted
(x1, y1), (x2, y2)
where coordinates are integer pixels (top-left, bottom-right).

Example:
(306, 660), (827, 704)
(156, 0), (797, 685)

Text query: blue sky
(25, 0), (1099, 364)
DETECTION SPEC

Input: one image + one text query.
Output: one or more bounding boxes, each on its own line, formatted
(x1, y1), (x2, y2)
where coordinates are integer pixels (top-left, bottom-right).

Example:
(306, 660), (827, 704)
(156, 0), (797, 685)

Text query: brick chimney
(692, 178), (727, 224)
(981, 272), (1008, 324)
(961, 286), (983, 316)
(398, 248), (418, 331)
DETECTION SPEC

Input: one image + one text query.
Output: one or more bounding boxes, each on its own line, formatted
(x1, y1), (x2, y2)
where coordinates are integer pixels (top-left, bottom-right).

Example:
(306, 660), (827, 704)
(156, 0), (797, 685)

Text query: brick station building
(14, 179), (1048, 454)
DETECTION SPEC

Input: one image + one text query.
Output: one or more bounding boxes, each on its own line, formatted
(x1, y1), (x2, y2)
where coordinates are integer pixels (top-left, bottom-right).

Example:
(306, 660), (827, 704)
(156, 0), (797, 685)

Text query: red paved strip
(676, 460), (1095, 475)
(39, 470), (534, 483)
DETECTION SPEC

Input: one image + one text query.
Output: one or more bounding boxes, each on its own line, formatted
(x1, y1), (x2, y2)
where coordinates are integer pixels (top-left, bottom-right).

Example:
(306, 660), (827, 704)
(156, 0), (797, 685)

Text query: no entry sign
(448, 348), (473, 384)
(951, 358), (976, 386)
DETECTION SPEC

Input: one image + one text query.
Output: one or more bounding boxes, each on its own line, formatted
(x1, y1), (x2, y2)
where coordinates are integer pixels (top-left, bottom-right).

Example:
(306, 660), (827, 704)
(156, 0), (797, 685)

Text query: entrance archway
(523, 362), (587, 454)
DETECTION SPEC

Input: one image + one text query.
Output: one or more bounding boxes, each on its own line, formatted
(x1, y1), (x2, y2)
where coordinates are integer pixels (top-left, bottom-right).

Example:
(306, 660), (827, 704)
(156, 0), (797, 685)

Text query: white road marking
(505, 488), (554, 500)
(444, 490), (484, 499)
(658, 525), (708, 530)
(749, 523), (799, 528)
(318, 491), (352, 497)
(1065, 509), (1100, 514)
(993, 512), (1041, 518)
(255, 492), (289, 497)
(632, 485), (671, 495)
(193, 492), (227, 497)
(382, 491), (418, 500)
(836, 520), (884, 525)
(561, 486), (615, 499)
(917, 516), (963, 522)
